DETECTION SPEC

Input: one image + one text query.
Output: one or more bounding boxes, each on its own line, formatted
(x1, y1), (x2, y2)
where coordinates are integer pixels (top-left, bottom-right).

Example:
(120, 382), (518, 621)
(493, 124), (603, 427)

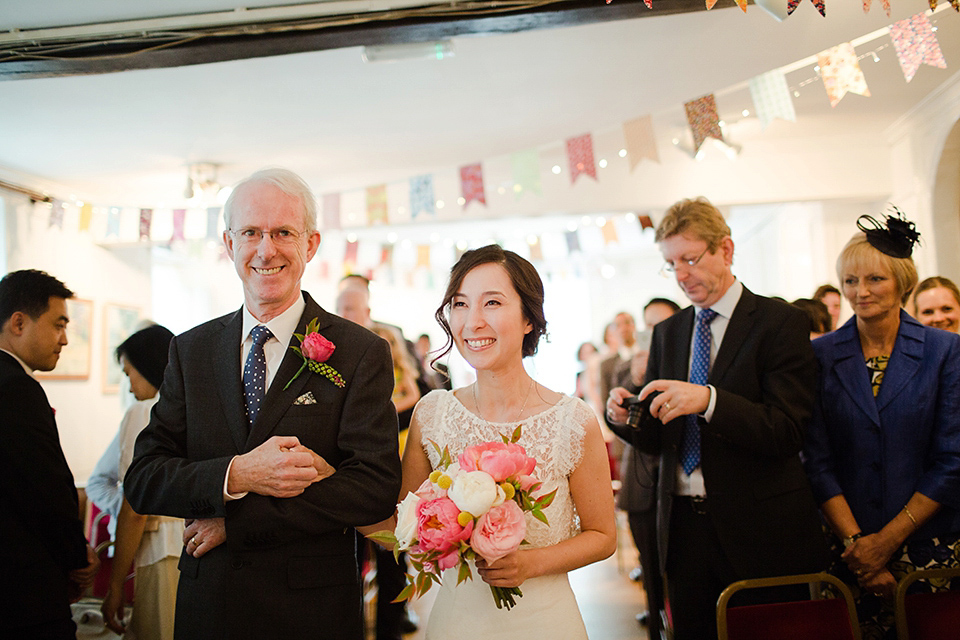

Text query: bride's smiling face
(449, 262), (532, 372)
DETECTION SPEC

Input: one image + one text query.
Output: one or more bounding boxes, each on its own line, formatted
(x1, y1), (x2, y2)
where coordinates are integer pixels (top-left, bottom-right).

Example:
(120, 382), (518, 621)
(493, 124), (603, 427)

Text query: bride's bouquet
(369, 426), (556, 610)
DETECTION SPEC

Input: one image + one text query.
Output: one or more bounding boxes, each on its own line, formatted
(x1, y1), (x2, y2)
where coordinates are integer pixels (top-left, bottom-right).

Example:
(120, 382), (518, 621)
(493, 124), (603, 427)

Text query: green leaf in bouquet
(531, 508), (549, 525)
(364, 530), (398, 547)
(510, 424), (522, 443)
(535, 488), (558, 509)
(393, 582), (416, 603)
(457, 560), (472, 585)
(428, 439), (453, 469)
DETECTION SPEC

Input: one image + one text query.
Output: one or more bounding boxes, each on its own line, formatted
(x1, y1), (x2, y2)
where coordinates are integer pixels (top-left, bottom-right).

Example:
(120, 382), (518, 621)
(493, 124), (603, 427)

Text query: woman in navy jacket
(804, 214), (960, 639)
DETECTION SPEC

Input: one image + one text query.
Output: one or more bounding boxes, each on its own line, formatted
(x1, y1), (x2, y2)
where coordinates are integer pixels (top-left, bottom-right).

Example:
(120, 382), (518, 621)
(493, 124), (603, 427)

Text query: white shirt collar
(696, 278), (743, 320)
(0, 347), (36, 377)
(241, 293), (306, 348)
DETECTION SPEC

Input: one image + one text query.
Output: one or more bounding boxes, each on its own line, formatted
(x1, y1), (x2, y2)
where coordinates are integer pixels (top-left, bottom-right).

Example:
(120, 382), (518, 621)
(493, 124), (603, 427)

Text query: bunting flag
(684, 94), (724, 152)
(366, 185), (388, 225)
(79, 203), (93, 232)
(529, 238), (544, 262)
(409, 175), (435, 218)
(638, 215), (654, 230)
(172, 209), (186, 243)
(511, 150), (541, 198)
(623, 116), (659, 170)
(380, 244), (393, 266)
(48, 200), (64, 230)
(107, 208), (121, 238)
(709, 0), (747, 10)
(787, 0), (825, 16)
(206, 207), (221, 240)
(817, 42), (871, 107)
(460, 163), (486, 208)
(565, 230), (581, 254)
(139, 209), (153, 240)
(749, 69), (796, 129)
(566, 134), (597, 184)
(416, 245), (431, 268)
(928, 0), (960, 10)
(862, 0), (891, 16)
(601, 221), (619, 245)
(889, 13), (947, 83)
(322, 193), (341, 230)
(344, 240), (358, 267)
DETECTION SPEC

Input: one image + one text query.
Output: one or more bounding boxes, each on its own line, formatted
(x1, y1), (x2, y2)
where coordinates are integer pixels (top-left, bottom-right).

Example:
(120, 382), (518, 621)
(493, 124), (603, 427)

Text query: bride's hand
(476, 551), (530, 588)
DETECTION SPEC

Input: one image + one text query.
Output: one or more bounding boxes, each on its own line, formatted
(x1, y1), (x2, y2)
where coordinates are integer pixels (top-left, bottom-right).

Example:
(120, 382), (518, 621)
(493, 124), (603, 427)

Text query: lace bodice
(416, 389), (591, 548)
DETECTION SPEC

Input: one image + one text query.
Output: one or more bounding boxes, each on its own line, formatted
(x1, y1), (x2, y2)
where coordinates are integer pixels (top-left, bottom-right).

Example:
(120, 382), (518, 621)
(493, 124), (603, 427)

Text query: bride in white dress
(401, 245), (617, 638)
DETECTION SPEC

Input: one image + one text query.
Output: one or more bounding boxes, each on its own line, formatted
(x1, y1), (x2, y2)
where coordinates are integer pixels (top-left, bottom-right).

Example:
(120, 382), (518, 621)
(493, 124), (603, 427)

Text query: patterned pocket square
(293, 391), (317, 406)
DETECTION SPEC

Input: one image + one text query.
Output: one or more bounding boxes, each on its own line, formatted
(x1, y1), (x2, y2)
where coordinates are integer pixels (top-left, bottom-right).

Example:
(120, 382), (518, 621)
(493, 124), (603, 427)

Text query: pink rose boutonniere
(283, 317), (346, 390)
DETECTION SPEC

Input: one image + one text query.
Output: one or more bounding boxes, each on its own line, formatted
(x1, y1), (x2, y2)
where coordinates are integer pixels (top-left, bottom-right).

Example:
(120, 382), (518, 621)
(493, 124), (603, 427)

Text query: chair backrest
(895, 566), (960, 640)
(717, 572), (861, 640)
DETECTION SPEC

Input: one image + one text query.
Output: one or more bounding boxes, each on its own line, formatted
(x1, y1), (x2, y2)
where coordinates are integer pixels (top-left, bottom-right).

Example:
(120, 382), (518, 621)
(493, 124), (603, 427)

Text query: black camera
(620, 391), (660, 430)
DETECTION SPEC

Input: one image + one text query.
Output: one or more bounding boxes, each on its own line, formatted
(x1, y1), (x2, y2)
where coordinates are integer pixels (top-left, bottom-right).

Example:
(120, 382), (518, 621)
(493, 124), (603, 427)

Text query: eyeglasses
(228, 227), (306, 246)
(660, 247), (709, 276)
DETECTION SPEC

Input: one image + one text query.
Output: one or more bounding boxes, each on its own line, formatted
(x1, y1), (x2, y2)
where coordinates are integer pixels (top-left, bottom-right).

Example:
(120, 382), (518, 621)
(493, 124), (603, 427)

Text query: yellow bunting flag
(366, 185), (388, 225)
(79, 203), (93, 232)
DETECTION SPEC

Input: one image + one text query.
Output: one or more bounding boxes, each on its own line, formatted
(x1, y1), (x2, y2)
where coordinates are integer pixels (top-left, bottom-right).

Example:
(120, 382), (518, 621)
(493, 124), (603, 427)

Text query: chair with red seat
(895, 566), (960, 640)
(716, 572), (861, 640)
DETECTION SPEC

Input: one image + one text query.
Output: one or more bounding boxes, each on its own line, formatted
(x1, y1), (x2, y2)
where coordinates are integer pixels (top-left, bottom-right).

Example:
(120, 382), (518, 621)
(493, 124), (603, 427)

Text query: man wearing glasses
(606, 197), (827, 640)
(126, 168), (401, 640)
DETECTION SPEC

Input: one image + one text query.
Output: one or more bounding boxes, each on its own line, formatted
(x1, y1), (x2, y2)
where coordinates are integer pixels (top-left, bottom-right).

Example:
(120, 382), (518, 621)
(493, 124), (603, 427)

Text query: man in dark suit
(0, 269), (98, 639)
(125, 169), (402, 639)
(607, 198), (828, 640)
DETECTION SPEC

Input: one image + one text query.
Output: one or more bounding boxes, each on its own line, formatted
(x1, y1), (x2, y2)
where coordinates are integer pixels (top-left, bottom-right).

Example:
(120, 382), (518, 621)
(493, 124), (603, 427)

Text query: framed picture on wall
(37, 297), (93, 380)
(102, 303), (141, 393)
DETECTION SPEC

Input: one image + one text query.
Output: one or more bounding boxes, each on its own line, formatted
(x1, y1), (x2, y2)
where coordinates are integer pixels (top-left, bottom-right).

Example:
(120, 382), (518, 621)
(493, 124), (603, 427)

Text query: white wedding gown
(416, 389), (592, 639)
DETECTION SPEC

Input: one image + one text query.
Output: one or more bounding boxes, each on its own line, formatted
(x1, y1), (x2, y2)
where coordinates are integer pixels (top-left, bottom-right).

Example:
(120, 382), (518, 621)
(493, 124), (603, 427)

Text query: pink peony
(416, 497), (473, 554)
(516, 474), (541, 492)
(458, 441), (536, 483)
(301, 332), (335, 362)
(470, 500), (526, 564)
(414, 477), (446, 500)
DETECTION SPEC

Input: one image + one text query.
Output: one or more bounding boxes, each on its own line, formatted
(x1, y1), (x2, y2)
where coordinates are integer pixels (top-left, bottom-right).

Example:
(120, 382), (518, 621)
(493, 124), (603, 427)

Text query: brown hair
(655, 197), (731, 251)
(836, 232), (918, 305)
(914, 276), (960, 308)
(434, 245), (547, 362)
(813, 284), (840, 301)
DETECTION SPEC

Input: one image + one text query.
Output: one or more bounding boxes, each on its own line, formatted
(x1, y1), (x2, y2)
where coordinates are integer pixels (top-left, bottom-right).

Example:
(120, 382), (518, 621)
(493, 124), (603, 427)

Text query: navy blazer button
(232, 559), (244, 570)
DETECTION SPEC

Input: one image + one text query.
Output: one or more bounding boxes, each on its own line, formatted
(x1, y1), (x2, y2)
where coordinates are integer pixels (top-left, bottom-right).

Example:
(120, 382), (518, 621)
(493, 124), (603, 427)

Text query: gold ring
(664, 403), (671, 411)
(191, 537), (199, 546)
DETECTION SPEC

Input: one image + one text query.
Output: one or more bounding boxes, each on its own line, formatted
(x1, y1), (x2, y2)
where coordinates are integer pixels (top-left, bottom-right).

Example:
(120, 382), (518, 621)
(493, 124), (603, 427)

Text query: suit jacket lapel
(831, 319), (881, 426)
(876, 311), (923, 413)
(665, 308), (694, 381)
(246, 294), (331, 448)
(215, 309), (248, 452)
(710, 287), (756, 385)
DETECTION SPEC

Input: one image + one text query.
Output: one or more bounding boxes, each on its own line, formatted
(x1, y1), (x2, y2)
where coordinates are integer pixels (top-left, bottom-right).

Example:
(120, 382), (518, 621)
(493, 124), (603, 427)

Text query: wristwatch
(842, 532), (863, 549)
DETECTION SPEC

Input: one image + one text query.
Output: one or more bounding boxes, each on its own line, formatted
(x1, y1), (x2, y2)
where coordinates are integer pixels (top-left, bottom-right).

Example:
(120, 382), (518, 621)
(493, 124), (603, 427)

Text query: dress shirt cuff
(702, 384), (717, 422)
(223, 456), (248, 502)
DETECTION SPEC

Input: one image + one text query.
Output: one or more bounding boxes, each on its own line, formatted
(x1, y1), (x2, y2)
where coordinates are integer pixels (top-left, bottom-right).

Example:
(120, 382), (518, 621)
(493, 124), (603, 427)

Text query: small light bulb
(436, 200), (444, 209)
(457, 197), (465, 205)
(794, 90), (800, 98)
(718, 120), (726, 128)
(618, 149), (627, 158)
(598, 159), (608, 169)
(672, 138), (680, 145)
(552, 165), (561, 174)
(741, 109), (750, 117)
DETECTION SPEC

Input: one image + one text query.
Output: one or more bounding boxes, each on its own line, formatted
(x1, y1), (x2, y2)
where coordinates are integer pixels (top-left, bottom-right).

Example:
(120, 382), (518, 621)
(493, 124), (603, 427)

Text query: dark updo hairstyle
(434, 245), (548, 363)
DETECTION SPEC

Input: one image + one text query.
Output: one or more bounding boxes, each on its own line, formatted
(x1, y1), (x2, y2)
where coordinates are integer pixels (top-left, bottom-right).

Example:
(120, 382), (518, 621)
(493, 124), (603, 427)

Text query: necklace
(473, 377), (536, 423)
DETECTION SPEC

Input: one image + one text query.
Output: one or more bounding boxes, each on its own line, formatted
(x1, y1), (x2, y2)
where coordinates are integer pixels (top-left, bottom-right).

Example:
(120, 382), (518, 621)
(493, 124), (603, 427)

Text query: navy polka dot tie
(681, 308), (717, 475)
(243, 325), (273, 426)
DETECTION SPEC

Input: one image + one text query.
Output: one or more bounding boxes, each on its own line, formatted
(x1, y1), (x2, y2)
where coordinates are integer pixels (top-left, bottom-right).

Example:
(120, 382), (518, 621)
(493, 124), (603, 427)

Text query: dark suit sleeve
(125, 336), (234, 519)
(227, 336), (401, 544)
(0, 374), (87, 572)
(706, 306), (815, 459)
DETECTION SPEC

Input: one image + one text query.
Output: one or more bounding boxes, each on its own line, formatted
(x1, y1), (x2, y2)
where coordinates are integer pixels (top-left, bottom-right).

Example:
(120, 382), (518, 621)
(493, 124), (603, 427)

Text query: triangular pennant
(366, 185), (388, 225)
(601, 221), (619, 245)
(344, 240), (358, 267)
(107, 208), (121, 238)
(706, 0), (719, 8)
(79, 203), (93, 232)
(817, 42), (871, 107)
(206, 207), (221, 240)
(49, 200), (64, 230)
(735, 0), (747, 10)
(684, 94), (724, 152)
(380, 244), (393, 267)
(460, 163), (486, 208)
(889, 12), (947, 83)
(638, 215), (654, 230)
(409, 175), (435, 218)
(565, 230), (581, 254)
(529, 238), (544, 262)
(322, 193), (341, 230)
(748, 69), (796, 129)
(787, 0), (825, 16)
(139, 209), (153, 240)
(623, 116), (660, 170)
(416, 245), (431, 269)
(171, 209), (186, 243)
(511, 150), (541, 199)
(862, 0), (891, 16)
(566, 134), (597, 184)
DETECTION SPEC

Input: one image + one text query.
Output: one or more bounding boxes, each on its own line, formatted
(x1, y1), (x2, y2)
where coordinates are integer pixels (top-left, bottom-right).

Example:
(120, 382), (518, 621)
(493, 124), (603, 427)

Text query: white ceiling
(0, 0), (957, 207)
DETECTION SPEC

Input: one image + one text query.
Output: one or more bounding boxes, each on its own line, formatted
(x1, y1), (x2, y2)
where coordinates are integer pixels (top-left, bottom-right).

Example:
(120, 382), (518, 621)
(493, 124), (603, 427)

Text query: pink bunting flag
(139, 209), (153, 240)
(623, 116), (660, 170)
(460, 163), (486, 208)
(380, 244), (393, 267)
(366, 185), (388, 225)
(172, 209), (186, 242)
(684, 94), (724, 152)
(817, 43), (871, 107)
(344, 240), (358, 267)
(566, 134), (597, 184)
(322, 193), (341, 230)
(862, 0), (890, 16)
(889, 12), (947, 83)
(787, 0), (825, 16)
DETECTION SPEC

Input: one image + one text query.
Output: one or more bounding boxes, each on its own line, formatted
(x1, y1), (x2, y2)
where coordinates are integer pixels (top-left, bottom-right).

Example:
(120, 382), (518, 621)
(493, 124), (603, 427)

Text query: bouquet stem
(490, 586), (523, 610)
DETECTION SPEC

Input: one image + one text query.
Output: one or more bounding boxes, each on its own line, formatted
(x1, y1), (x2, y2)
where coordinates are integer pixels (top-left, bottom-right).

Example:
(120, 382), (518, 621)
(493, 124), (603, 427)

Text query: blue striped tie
(243, 325), (273, 426)
(681, 308), (717, 475)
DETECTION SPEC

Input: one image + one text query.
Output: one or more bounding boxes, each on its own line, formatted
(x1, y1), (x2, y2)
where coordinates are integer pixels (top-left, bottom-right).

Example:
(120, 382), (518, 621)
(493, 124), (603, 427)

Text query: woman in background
(913, 276), (960, 333)
(814, 283), (842, 331)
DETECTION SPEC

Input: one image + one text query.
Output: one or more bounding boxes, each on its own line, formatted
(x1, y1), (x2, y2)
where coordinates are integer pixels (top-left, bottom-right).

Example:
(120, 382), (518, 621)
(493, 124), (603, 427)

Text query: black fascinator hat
(856, 206), (921, 259)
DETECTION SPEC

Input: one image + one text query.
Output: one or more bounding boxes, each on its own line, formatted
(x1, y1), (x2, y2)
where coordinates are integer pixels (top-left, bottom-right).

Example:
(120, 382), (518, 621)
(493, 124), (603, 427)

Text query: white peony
(448, 470), (501, 517)
(395, 491), (421, 550)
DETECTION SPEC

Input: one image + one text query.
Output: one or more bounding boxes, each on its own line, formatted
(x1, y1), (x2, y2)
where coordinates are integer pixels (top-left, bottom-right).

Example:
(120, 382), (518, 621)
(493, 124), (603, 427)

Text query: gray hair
(223, 168), (318, 233)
